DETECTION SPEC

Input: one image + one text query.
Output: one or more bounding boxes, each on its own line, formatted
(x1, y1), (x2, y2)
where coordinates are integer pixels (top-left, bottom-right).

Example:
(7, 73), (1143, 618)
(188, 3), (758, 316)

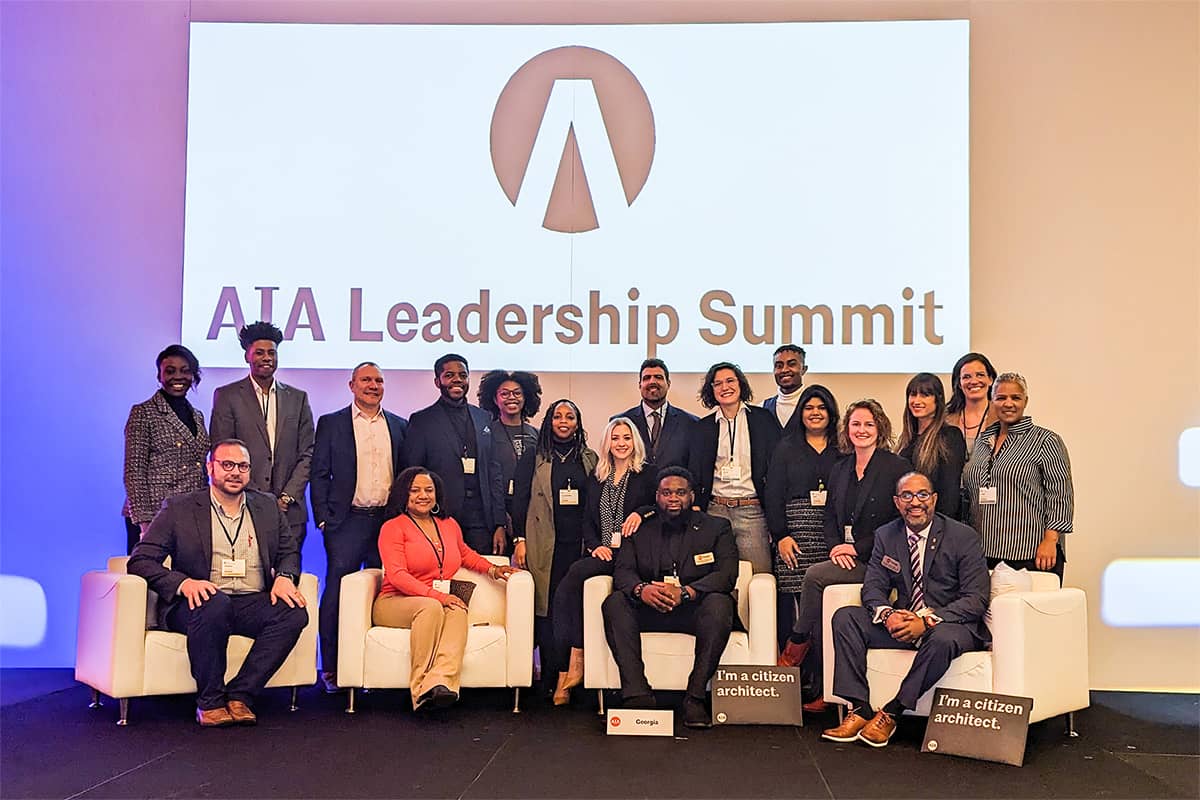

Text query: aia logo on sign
(610, 715), (621, 727)
(490, 46), (655, 233)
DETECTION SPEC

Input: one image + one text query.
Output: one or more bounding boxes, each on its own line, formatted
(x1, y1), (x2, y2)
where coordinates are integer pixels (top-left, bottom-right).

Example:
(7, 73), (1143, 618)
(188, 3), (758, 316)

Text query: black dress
(897, 426), (967, 519)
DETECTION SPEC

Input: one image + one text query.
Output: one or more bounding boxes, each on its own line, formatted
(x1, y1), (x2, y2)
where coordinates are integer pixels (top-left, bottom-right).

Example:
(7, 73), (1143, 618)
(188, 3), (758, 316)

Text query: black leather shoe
(416, 684), (458, 712)
(682, 696), (712, 729)
(622, 694), (656, 709)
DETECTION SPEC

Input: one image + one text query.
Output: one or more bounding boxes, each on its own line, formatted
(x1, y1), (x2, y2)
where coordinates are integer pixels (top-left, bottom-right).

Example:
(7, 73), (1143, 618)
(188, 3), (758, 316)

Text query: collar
(353, 402), (384, 421)
(248, 376), (276, 396)
(715, 403), (746, 423)
(775, 389), (801, 406)
(209, 487), (247, 518)
(642, 400), (669, 418)
(982, 415), (1034, 439)
(905, 520), (932, 543)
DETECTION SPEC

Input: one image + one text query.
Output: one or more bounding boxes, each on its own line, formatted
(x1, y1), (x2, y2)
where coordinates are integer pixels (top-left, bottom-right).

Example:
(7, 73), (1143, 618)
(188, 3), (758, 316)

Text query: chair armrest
(504, 571), (535, 686)
(583, 575), (614, 687)
(747, 573), (777, 665)
(337, 569), (382, 686)
(75, 570), (149, 698)
(991, 587), (1090, 722)
(822, 583), (864, 702)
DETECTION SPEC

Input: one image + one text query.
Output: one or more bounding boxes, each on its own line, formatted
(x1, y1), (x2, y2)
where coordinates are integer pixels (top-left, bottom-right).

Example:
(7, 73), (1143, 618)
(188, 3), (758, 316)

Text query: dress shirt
(772, 390), (801, 428)
(209, 490), (263, 594)
(351, 402), (394, 508)
(712, 403), (755, 498)
(249, 376), (278, 454)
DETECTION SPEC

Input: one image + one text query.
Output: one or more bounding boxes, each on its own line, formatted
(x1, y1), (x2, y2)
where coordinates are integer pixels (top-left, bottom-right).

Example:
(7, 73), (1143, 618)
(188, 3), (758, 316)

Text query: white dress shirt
(249, 376), (278, 454)
(351, 403), (394, 508)
(712, 403), (755, 498)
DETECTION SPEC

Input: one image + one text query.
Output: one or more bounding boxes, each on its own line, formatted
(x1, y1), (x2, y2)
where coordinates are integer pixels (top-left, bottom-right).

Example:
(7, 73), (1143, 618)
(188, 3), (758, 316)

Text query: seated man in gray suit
(823, 471), (989, 748)
(210, 321), (314, 551)
(128, 439), (309, 727)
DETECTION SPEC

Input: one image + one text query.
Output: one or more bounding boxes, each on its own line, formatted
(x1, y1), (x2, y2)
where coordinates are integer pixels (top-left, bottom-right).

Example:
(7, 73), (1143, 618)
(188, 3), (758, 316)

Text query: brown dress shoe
(778, 640), (810, 668)
(857, 710), (897, 747)
(802, 697), (829, 714)
(821, 709), (872, 742)
(225, 700), (258, 726)
(196, 706), (235, 727)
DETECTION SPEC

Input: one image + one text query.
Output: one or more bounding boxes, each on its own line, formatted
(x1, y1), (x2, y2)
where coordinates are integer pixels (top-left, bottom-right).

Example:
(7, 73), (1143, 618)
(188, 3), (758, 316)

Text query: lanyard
(409, 513), (446, 577)
(724, 413), (738, 462)
(259, 383), (271, 420)
(212, 501), (246, 550)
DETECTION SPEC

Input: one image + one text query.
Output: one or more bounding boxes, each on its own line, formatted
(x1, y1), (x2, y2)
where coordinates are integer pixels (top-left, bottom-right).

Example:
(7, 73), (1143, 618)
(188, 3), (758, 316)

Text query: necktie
(908, 531), (925, 612)
(649, 410), (662, 455)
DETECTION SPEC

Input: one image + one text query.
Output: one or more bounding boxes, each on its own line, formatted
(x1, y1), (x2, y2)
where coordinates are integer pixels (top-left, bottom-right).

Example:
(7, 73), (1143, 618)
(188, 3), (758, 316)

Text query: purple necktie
(908, 531), (925, 612)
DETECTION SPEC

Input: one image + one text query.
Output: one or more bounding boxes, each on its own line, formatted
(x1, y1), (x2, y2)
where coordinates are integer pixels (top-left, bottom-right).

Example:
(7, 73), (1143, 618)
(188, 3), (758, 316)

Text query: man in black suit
(128, 439), (308, 727)
(762, 344), (808, 436)
(822, 472), (990, 748)
(310, 362), (407, 692)
(602, 467), (739, 728)
(401, 353), (505, 554)
(210, 321), (314, 550)
(613, 358), (696, 469)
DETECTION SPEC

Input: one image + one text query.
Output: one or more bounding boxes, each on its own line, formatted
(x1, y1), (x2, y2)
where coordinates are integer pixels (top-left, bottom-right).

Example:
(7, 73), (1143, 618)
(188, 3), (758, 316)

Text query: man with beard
(613, 359), (696, 469)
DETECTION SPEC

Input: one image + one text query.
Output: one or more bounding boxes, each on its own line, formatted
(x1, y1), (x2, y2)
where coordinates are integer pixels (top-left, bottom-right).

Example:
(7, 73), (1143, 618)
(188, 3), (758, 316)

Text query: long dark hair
(536, 399), (588, 459)
(946, 352), (997, 415)
(384, 467), (448, 520)
(897, 373), (950, 477)
(796, 384), (839, 448)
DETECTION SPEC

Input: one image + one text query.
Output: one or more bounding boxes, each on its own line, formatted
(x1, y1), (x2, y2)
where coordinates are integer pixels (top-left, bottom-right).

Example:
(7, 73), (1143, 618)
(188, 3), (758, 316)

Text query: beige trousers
(372, 594), (469, 707)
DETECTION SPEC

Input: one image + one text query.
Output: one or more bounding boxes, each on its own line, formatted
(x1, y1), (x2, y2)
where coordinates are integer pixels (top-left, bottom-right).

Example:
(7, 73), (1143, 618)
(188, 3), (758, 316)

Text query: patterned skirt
(774, 497), (826, 595)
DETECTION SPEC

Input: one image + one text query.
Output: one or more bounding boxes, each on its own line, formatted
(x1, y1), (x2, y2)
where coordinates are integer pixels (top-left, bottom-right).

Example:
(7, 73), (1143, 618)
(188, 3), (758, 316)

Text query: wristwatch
(277, 572), (299, 586)
(512, 537), (526, 544)
(279, 493), (295, 506)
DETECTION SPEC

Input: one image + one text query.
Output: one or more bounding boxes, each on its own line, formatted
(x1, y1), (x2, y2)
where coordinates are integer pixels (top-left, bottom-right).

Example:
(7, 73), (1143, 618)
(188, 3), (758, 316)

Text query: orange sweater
(377, 513), (493, 602)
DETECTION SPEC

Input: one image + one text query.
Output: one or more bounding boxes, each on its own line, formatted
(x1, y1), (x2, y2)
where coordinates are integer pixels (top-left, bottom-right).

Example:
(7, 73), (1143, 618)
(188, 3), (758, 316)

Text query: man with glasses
(822, 472), (989, 748)
(129, 439), (308, 727)
(601, 467), (738, 729)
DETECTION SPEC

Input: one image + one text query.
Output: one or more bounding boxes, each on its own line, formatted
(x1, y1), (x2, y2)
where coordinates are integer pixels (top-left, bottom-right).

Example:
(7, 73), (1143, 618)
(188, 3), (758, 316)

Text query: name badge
(663, 575), (681, 587)
(507, 479), (514, 496)
(559, 488), (579, 506)
(433, 579), (451, 594)
(719, 464), (741, 481)
(461, 457), (476, 475)
(221, 558), (246, 578)
(844, 525), (855, 544)
(694, 552), (715, 566)
(979, 486), (998, 505)
(881, 555), (902, 573)
(810, 490), (827, 506)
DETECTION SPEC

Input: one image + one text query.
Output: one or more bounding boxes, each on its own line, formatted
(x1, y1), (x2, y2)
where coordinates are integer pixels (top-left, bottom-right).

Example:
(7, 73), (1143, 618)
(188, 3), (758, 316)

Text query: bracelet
(880, 608), (894, 622)
(634, 582), (646, 600)
(922, 615), (935, 630)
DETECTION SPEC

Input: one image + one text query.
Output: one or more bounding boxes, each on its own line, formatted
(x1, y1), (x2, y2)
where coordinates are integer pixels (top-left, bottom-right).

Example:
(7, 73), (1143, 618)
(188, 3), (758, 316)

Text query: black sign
(711, 666), (804, 726)
(921, 688), (1033, 766)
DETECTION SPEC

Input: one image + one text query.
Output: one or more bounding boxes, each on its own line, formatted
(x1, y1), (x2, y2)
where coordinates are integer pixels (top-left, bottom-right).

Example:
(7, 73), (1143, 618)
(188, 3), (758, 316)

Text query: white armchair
(583, 561), (776, 712)
(75, 556), (319, 725)
(336, 556), (534, 712)
(821, 572), (1090, 731)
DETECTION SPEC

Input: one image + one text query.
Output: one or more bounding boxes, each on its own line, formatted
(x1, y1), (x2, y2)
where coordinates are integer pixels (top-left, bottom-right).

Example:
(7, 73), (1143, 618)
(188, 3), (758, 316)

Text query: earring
(431, 503), (441, 515)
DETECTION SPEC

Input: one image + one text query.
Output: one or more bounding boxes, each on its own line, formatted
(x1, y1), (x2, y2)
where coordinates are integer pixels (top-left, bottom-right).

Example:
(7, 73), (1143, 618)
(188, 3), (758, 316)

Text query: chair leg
(837, 704), (845, 724)
(1065, 711), (1078, 738)
(597, 690), (605, 716)
(346, 688), (356, 715)
(512, 687), (521, 714)
(290, 687), (299, 712)
(117, 698), (129, 726)
(88, 688), (102, 708)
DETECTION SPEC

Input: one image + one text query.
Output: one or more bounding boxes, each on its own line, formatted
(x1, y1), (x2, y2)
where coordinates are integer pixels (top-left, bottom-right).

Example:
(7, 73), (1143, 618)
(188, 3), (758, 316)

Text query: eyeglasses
(896, 490), (934, 502)
(216, 460), (251, 473)
(497, 389), (524, 399)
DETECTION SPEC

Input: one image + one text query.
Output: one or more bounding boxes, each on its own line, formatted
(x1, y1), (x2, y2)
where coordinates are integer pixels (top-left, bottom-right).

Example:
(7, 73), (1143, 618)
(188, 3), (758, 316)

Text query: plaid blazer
(123, 392), (209, 525)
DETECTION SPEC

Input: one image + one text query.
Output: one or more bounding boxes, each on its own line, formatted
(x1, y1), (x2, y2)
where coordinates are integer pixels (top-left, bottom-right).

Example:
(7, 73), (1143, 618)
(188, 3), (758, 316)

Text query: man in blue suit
(310, 362), (407, 692)
(822, 471), (990, 748)
(401, 353), (506, 555)
(613, 358), (696, 469)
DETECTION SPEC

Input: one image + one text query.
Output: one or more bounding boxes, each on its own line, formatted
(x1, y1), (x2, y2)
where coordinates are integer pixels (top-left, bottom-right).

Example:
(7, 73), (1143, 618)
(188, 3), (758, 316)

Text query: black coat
(612, 510), (739, 599)
(687, 405), (782, 510)
(822, 449), (912, 560)
(613, 404), (697, 471)
(582, 466), (658, 552)
(309, 405), (408, 532)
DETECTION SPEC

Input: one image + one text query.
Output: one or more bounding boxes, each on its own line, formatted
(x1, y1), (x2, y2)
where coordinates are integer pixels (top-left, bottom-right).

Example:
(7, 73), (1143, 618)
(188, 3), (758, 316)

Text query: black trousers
(456, 490), (493, 554)
(320, 510), (384, 674)
(987, 545), (1065, 582)
(551, 555), (614, 668)
(601, 590), (734, 701)
(535, 541), (583, 680)
(166, 590), (308, 711)
(830, 605), (982, 711)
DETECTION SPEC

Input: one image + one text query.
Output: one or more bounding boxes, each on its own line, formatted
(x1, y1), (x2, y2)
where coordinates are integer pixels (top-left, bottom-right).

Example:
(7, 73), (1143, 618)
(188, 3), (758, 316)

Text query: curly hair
(698, 362), (753, 409)
(477, 370), (543, 420)
(839, 398), (894, 453)
(238, 321), (283, 350)
(384, 466), (448, 521)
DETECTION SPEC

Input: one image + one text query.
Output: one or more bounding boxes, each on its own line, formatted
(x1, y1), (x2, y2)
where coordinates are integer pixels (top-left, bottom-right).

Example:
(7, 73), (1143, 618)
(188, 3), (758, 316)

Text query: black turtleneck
(550, 439), (587, 544)
(438, 396), (477, 460)
(159, 389), (197, 436)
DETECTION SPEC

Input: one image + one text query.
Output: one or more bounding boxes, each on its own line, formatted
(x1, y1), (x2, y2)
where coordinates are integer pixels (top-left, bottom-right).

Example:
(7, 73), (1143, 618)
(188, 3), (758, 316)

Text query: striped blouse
(962, 416), (1074, 561)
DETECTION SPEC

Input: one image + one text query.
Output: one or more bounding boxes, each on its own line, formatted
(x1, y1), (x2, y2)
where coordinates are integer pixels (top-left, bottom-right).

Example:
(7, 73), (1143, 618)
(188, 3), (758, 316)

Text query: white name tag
(663, 574), (681, 587)
(810, 490), (827, 506)
(606, 708), (674, 736)
(844, 525), (855, 544)
(433, 579), (451, 594)
(979, 486), (999, 505)
(719, 463), (741, 481)
(507, 479), (514, 496)
(559, 488), (579, 506)
(694, 552), (715, 566)
(461, 457), (476, 475)
(221, 558), (246, 578)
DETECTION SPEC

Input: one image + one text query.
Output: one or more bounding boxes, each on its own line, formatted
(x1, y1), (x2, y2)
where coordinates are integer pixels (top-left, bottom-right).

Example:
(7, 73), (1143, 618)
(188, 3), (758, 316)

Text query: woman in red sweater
(373, 466), (517, 711)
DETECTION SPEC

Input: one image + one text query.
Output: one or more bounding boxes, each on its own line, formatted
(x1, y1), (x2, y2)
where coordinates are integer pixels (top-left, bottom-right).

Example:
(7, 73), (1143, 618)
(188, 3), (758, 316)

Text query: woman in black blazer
(896, 373), (967, 519)
(549, 417), (656, 705)
(779, 399), (910, 712)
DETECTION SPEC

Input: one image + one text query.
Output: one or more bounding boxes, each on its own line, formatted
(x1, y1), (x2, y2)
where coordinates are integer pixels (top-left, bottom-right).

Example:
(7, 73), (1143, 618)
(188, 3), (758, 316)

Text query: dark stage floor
(1, 669), (1197, 799)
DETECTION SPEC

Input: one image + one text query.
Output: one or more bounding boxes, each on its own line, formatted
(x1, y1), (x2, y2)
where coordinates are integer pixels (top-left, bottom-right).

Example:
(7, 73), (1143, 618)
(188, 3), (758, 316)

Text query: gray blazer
(123, 392), (210, 525)
(210, 377), (314, 525)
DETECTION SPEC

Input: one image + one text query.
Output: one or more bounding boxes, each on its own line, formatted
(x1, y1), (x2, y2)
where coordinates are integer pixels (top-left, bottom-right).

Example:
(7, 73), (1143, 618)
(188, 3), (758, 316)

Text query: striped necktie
(908, 531), (925, 611)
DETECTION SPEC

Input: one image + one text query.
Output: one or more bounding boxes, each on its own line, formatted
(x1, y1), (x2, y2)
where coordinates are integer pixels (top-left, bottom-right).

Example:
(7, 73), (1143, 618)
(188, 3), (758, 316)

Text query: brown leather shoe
(552, 672), (573, 706)
(778, 640), (810, 668)
(857, 710), (897, 747)
(803, 697), (829, 714)
(196, 706), (235, 727)
(225, 700), (257, 726)
(821, 709), (872, 742)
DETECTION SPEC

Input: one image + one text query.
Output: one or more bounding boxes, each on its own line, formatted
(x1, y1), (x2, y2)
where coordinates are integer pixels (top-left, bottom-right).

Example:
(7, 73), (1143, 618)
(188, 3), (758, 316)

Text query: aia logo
(610, 715), (621, 727)
(490, 46), (655, 233)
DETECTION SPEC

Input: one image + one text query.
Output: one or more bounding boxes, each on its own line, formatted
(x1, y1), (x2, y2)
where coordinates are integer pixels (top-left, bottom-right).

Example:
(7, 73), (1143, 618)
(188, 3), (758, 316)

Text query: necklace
(961, 400), (990, 438)
(554, 445), (576, 463)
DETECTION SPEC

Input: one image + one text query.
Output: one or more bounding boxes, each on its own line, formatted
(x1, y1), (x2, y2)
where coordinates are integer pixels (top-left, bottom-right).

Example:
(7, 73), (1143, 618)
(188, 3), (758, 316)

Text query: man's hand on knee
(179, 578), (220, 610)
